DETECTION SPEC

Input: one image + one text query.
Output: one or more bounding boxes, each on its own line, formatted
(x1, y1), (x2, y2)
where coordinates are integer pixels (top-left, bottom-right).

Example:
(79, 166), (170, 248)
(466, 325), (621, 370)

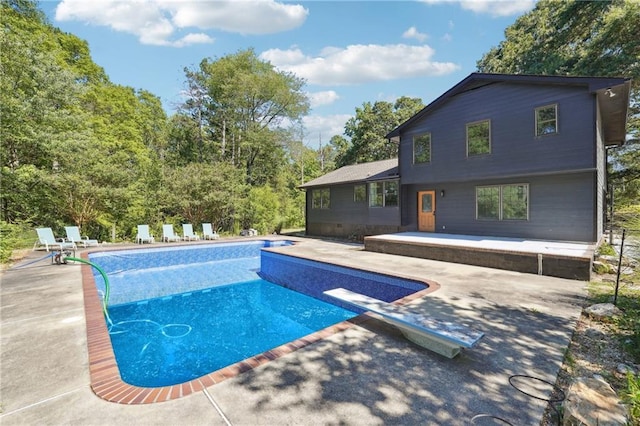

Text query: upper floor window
(535, 104), (558, 136)
(354, 184), (366, 203)
(467, 120), (491, 156)
(413, 133), (431, 164)
(476, 184), (529, 221)
(369, 181), (398, 207)
(312, 188), (330, 209)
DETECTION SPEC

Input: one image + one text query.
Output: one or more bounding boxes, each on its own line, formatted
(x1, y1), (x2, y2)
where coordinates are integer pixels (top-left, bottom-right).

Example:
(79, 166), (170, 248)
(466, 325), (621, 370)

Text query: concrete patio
(1, 237), (588, 425)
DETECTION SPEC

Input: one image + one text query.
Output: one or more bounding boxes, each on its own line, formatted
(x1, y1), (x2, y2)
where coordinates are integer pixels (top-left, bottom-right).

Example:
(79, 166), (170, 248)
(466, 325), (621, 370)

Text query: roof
(299, 158), (398, 189)
(386, 73), (631, 146)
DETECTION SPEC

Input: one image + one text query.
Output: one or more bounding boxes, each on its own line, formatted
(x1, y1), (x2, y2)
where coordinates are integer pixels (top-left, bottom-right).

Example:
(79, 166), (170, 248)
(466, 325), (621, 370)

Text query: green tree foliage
(162, 163), (247, 231)
(477, 0), (640, 207)
(338, 96), (424, 166)
(1, 0), (166, 241)
(0, 1), (313, 247)
(180, 49), (310, 182)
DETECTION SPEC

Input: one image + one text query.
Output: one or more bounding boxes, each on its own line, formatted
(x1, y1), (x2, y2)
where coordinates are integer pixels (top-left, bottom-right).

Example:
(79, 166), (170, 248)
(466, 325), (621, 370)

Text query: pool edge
(80, 244), (439, 404)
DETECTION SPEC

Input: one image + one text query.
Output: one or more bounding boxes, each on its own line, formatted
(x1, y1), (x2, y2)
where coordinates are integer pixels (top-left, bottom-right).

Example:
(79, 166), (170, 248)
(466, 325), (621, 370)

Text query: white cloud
(261, 44), (459, 86)
(170, 1), (308, 34)
(302, 114), (352, 147)
(402, 26), (428, 42)
(421, 0), (536, 17)
(55, 0), (307, 46)
(308, 91), (340, 108)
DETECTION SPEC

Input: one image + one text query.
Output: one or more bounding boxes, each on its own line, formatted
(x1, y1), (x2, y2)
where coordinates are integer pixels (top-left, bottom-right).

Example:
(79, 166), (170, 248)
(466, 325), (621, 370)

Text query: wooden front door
(418, 190), (436, 232)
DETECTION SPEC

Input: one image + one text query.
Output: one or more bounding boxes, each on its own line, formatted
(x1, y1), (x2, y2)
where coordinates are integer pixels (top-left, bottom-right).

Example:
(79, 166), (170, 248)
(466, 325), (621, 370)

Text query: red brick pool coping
(80, 250), (438, 404)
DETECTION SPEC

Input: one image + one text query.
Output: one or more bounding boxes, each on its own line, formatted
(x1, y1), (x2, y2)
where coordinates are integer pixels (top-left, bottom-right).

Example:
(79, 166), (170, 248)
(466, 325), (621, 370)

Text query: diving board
(323, 288), (484, 358)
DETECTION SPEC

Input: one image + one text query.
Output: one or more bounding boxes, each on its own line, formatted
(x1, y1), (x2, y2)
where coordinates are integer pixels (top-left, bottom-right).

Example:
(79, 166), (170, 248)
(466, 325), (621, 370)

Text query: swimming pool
(85, 240), (430, 396)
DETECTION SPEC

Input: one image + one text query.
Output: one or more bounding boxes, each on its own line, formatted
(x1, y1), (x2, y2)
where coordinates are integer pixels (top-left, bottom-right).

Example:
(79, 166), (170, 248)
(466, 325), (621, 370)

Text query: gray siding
(595, 102), (606, 242)
(399, 82), (597, 185)
(306, 184), (401, 239)
(402, 172), (597, 242)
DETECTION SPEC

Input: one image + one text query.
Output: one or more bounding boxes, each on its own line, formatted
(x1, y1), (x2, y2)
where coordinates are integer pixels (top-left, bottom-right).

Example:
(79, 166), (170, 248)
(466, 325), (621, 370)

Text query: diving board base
(400, 329), (461, 358)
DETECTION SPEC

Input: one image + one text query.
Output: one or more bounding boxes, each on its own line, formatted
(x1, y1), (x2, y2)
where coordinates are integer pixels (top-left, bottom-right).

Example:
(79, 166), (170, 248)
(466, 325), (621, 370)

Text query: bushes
(0, 221), (35, 264)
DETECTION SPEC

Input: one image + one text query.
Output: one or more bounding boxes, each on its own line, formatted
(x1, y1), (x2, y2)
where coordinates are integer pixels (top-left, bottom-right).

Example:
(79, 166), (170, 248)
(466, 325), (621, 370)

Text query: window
(413, 133), (431, 164)
(385, 181), (398, 206)
(502, 184), (528, 220)
(312, 188), (330, 209)
(354, 184), (366, 203)
(476, 184), (528, 220)
(476, 186), (500, 220)
(535, 104), (557, 136)
(369, 182), (384, 207)
(467, 120), (491, 156)
(369, 181), (398, 207)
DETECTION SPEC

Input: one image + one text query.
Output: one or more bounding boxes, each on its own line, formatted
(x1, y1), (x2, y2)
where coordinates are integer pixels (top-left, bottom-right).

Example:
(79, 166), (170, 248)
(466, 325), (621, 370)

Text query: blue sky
(41, 0), (536, 148)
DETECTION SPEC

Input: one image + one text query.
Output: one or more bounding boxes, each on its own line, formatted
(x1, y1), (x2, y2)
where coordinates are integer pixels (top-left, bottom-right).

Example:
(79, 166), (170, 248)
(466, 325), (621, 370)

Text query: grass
(588, 273), (640, 424)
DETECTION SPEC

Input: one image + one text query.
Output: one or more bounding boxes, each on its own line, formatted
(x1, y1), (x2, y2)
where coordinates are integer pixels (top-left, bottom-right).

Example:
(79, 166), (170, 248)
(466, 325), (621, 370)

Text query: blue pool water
(108, 279), (355, 387)
(88, 240), (427, 387)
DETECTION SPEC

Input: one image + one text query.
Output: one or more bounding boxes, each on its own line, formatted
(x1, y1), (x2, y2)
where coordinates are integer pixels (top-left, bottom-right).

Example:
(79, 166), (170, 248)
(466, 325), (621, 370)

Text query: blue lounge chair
(162, 224), (181, 242)
(182, 224), (200, 241)
(65, 226), (99, 248)
(34, 227), (77, 252)
(201, 223), (219, 240)
(136, 225), (155, 244)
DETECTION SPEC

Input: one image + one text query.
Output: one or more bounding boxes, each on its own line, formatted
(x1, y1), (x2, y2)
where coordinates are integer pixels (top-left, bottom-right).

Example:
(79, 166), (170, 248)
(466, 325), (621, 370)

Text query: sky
(41, 0), (537, 148)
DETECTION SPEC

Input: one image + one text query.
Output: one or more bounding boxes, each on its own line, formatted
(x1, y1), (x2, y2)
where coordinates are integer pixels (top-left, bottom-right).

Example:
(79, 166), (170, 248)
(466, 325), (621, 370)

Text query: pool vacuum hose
(65, 257), (111, 321)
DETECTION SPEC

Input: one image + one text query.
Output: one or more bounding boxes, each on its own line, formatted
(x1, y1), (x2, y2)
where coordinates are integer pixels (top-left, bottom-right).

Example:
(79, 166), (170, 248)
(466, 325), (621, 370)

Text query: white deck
(366, 232), (595, 259)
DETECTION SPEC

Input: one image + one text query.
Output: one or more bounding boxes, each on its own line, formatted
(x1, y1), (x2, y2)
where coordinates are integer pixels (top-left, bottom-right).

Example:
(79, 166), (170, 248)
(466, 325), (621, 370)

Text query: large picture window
(369, 181), (398, 207)
(312, 188), (330, 209)
(467, 120), (491, 156)
(413, 133), (431, 164)
(535, 104), (557, 136)
(476, 184), (528, 220)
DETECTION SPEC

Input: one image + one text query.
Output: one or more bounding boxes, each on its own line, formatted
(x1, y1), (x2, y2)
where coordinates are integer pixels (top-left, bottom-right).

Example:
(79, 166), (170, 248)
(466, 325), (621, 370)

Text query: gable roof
(299, 158), (398, 189)
(386, 72), (631, 146)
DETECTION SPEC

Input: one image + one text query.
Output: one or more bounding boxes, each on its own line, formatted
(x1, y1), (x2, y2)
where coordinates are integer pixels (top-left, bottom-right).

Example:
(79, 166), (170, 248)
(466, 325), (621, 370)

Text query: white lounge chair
(182, 224), (200, 241)
(65, 226), (99, 248)
(162, 224), (181, 242)
(136, 225), (155, 244)
(202, 223), (219, 240)
(34, 228), (77, 260)
(323, 288), (484, 358)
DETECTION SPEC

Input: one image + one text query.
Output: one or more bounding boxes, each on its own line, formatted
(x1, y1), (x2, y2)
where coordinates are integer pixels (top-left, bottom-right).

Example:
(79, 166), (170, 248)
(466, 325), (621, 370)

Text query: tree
(162, 162), (247, 232)
(338, 96), (424, 166)
(1, 0), (92, 226)
(477, 0), (640, 206)
(180, 49), (310, 185)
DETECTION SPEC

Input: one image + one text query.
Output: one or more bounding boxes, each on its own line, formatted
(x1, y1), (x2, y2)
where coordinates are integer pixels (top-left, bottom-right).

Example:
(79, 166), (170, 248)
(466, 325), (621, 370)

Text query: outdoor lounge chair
(162, 224), (181, 242)
(34, 228), (77, 261)
(201, 223), (219, 240)
(182, 224), (200, 241)
(323, 288), (484, 358)
(136, 225), (155, 244)
(65, 226), (99, 248)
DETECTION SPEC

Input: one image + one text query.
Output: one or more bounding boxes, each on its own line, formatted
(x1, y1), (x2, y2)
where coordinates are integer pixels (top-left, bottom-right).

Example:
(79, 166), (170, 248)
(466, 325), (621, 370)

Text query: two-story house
(301, 73), (631, 245)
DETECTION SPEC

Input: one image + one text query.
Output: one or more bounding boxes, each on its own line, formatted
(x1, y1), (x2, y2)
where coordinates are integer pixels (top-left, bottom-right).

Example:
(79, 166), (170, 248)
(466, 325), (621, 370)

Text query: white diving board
(323, 288), (484, 358)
